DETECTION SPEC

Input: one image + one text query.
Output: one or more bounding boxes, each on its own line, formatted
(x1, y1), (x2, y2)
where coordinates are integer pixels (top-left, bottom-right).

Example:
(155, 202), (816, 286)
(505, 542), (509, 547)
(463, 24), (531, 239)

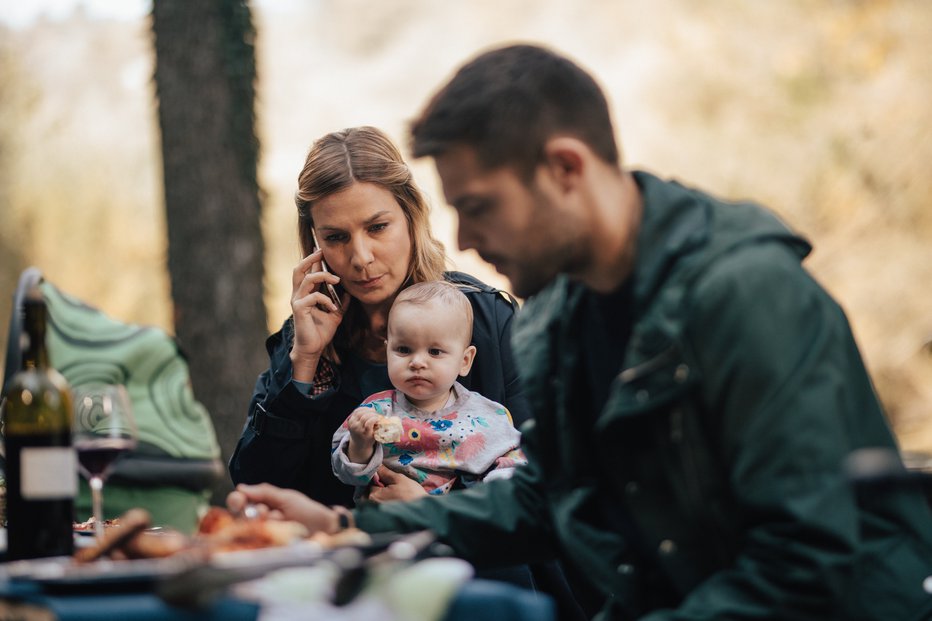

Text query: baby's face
(386, 300), (474, 411)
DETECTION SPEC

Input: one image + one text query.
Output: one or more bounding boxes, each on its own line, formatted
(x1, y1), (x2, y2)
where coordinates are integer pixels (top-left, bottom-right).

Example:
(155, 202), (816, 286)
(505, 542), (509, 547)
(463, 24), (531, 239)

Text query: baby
(331, 280), (526, 498)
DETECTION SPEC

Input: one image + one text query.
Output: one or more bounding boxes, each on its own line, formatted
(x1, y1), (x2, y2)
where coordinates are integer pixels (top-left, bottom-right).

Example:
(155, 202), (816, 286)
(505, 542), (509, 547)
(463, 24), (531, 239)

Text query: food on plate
(373, 415), (403, 443)
(196, 507), (308, 553)
(72, 506), (315, 563)
(73, 516), (122, 532)
(120, 529), (191, 560)
(197, 506), (236, 536)
(74, 508), (151, 563)
(309, 527), (372, 549)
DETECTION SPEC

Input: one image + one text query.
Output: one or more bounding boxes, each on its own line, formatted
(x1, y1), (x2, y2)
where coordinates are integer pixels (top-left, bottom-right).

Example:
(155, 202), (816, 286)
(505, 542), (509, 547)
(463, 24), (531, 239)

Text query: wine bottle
(2, 286), (76, 560)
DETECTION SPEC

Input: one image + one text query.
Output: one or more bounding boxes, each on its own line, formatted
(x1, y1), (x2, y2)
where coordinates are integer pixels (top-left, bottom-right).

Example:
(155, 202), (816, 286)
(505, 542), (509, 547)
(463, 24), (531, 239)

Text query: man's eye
(459, 200), (491, 219)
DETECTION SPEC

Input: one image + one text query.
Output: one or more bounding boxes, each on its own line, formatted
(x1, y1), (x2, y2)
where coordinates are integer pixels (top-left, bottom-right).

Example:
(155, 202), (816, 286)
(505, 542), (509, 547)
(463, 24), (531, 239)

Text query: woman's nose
(350, 237), (375, 270)
(409, 354), (426, 369)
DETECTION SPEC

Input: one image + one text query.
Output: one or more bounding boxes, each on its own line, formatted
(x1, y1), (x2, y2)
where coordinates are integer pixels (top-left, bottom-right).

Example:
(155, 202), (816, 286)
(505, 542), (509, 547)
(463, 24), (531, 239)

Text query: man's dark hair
(410, 44), (619, 179)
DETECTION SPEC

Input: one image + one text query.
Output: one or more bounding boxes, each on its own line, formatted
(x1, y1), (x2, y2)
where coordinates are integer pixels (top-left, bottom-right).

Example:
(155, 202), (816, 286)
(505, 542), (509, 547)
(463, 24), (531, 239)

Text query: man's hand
(368, 465), (429, 503)
(227, 483), (340, 534)
(346, 407), (380, 463)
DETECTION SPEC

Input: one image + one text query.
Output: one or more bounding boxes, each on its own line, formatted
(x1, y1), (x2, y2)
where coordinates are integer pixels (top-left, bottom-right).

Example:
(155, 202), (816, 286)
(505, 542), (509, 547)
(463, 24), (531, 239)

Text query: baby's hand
(346, 407), (379, 464)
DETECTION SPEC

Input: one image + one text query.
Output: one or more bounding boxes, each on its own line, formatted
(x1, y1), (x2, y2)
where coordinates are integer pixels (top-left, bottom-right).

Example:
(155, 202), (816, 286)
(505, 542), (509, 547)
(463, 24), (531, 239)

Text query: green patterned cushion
(42, 281), (220, 461)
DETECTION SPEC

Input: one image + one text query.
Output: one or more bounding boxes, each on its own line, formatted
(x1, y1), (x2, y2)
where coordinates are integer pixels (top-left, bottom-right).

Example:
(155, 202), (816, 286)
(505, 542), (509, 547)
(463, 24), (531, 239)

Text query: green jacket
(356, 171), (932, 620)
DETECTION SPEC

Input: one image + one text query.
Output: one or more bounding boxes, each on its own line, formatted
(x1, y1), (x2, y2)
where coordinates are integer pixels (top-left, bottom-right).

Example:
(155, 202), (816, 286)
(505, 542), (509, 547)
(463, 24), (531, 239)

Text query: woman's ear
(459, 344), (477, 377)
(541, 136), (586, 191)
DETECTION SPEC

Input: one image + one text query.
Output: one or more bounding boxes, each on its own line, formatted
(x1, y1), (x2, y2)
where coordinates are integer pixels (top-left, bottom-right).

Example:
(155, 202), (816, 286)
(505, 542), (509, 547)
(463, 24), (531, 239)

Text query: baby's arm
(346, 407), (381, 463)
(331, 406), (384, 487)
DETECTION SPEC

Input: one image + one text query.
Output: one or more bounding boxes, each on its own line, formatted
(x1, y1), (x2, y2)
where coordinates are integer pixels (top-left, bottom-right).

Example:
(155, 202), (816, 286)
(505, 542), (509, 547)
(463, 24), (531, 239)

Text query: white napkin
(236, 557), (474, 621)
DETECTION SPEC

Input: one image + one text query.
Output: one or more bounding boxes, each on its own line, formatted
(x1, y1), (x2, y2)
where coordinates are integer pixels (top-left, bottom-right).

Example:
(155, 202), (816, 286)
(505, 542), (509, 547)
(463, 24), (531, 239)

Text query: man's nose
(456, 219), (480, 252)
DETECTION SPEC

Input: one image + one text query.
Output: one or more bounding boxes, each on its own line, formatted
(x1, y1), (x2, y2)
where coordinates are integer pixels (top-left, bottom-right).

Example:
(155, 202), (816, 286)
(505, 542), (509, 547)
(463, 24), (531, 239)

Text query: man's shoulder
(690, 240), (826, 312)
(632, 170), (812, 300)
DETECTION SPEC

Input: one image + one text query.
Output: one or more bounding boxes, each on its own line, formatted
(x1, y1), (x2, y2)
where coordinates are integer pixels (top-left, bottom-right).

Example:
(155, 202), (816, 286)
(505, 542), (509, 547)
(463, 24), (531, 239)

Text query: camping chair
(2, 267), (224, 532)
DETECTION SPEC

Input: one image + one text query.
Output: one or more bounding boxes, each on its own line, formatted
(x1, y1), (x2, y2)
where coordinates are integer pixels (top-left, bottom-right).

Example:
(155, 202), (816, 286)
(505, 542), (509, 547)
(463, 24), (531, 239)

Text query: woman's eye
(369, 222), (388, 233)
(429, 348), (443, 356)
(396, 346), (411, 354)
(324, 233), (347, 243)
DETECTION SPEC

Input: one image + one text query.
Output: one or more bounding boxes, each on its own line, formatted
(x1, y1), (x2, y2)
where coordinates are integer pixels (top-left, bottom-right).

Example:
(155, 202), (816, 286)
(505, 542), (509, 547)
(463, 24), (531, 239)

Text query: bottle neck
(22, 300), (49, 370)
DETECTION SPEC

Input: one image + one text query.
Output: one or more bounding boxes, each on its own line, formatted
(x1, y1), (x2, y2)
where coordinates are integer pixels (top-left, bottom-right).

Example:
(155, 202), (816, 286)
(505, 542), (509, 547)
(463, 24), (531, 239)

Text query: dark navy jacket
(229, 272), (529, 508)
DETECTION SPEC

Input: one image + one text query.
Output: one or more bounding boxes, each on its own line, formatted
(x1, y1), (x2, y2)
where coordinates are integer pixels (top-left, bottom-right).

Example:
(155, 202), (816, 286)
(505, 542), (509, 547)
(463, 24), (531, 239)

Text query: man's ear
(458, 344), (477, 377)
(541, 136), (586, 191)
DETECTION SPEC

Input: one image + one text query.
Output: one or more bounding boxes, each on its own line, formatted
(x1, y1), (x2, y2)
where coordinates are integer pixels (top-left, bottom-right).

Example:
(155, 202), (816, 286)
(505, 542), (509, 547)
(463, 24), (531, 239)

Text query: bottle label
(20, 447), (78, 499)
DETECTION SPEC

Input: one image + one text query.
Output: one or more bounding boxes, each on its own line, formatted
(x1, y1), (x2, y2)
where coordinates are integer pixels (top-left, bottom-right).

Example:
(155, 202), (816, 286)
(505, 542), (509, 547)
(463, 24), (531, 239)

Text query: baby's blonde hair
(390, 280), (474, 343)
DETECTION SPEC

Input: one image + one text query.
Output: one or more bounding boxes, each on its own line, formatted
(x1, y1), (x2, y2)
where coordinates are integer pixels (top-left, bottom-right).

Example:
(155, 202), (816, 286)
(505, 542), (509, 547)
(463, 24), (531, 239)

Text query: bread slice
(373, 415), (403, 443)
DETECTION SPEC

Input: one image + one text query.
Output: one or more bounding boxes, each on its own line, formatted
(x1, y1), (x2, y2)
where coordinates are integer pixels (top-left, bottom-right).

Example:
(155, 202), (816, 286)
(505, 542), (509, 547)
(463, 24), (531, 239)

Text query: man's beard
(509, 266), (553, 298)
(508, 245), (582, 298)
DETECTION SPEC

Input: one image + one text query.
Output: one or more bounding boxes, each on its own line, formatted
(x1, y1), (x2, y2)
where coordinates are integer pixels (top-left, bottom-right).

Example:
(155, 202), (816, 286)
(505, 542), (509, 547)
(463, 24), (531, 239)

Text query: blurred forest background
(1, 0), (930, 457)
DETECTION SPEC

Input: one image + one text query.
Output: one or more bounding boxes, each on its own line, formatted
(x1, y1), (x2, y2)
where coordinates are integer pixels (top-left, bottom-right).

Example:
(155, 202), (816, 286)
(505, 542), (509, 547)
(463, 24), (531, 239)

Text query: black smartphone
(311, 229), (344, 311)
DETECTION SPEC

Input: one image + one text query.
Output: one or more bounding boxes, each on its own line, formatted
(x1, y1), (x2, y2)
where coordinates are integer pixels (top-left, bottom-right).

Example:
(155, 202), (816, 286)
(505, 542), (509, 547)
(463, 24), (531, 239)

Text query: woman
(229, 126), (529, 509)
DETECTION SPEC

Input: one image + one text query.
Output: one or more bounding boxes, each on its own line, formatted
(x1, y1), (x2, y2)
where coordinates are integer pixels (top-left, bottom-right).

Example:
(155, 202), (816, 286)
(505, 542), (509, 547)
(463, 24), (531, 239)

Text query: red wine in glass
(75, 437), (136, 480)
(71, 383), (138, 540)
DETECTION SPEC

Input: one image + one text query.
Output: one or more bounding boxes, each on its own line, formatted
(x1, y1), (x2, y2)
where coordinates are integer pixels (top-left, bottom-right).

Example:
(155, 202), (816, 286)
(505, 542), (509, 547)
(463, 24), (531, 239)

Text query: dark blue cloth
(444, 579), (555, 621)
(0, 578), (553, 621)
(0, 580), (258, 621)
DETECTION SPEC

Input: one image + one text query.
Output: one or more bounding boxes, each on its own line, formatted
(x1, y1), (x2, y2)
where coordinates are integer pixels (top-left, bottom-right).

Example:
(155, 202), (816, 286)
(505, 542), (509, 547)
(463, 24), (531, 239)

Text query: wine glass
(72, 383), (138, 540)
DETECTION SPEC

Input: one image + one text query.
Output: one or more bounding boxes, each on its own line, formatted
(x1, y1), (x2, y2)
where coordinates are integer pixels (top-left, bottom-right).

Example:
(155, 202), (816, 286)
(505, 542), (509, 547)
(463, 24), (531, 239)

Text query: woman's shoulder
(265, 316), (294, 353)
(443, 271), (518, 307)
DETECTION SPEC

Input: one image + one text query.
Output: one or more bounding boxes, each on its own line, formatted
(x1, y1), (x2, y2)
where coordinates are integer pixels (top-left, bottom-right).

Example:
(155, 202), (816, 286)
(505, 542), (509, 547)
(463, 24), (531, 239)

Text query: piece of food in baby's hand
(373, 415), (403, 443)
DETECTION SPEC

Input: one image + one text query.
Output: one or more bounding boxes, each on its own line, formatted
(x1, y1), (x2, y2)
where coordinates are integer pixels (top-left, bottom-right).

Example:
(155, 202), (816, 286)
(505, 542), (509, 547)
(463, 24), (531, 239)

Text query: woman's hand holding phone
(310, 229), (344, 311)
(290, 250), (347, 381)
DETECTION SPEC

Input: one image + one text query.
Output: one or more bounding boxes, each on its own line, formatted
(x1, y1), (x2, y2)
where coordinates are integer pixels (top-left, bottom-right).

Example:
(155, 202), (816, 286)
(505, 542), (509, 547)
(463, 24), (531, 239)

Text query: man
(231, 45), (932, 620)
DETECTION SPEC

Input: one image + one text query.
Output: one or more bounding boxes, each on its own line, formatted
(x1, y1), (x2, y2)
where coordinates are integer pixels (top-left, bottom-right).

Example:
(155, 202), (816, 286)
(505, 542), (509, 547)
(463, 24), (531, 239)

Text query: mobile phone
(311, 228), (344, 312)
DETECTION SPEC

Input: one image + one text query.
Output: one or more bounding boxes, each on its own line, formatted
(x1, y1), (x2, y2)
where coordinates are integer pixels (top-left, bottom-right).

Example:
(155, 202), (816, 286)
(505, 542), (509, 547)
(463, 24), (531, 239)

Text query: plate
(0, 553), (199, 593)
(0, 540), (329, 594)
(0, 531), (414, 594)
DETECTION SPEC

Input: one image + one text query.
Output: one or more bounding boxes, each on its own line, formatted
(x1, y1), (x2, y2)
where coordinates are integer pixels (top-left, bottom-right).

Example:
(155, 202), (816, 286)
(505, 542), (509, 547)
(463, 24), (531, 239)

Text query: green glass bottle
(2, 286), (76, 559)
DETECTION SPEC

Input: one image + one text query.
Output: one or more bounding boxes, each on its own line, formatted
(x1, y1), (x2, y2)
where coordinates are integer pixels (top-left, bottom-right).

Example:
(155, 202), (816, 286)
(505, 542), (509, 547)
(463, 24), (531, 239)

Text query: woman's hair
(390, 280), (474, 344)
(293, 126), (448, 355)
(294, 126), (447, 284)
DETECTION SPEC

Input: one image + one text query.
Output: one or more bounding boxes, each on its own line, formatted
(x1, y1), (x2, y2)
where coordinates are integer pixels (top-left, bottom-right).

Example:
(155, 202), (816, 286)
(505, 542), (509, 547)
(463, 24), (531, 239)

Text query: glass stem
(90, 476), (105, 541)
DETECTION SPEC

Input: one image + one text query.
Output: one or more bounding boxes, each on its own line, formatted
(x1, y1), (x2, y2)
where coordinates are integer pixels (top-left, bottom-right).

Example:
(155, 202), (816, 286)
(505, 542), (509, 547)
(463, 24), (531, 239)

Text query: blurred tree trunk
(151, 0), (267, 501)
(0, 48), (31, 384)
